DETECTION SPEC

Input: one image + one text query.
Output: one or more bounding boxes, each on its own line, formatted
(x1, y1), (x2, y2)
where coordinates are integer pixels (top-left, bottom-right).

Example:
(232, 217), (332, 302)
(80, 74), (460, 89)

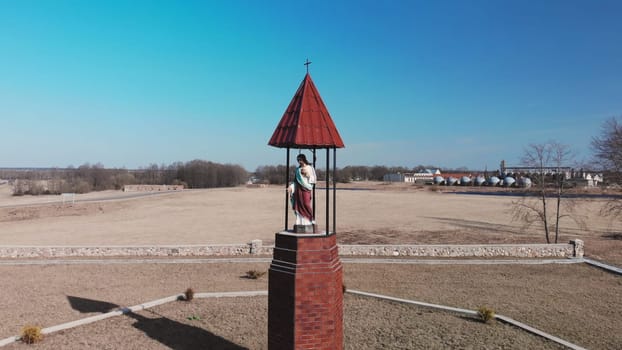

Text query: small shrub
(27, 182), (45, 195)
(74, 180), (92, 194)
(184, 287), (194, 301)
(477, 306), (495, 323)
(12, 180), (26, 196)
(20, 325), (43, 344)
(245, 270), (267, 279)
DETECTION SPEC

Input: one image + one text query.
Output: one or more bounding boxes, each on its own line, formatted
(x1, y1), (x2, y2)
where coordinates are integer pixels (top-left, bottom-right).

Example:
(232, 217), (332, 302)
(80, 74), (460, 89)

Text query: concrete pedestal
(268, 232), (343, 350)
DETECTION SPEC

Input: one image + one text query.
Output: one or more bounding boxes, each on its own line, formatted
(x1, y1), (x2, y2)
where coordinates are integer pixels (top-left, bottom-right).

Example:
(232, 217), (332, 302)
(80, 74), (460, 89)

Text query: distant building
(411, 169), (441, 183)
(383, 173), (408, 182)
(383, 169), (441, 184)
(501, 160), (605, 188)
(567, 170), (604, 188)
(589, 173), (604, 186)
(383, 160), (606, 188)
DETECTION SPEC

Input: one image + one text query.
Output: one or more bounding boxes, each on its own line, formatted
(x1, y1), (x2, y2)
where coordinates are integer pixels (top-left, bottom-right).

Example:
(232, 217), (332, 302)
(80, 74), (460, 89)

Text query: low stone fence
(339, 240), (584, 258)
(0, 242), (265, 258)
(0, 239), (583, 259)
(122, 185), (184, 192)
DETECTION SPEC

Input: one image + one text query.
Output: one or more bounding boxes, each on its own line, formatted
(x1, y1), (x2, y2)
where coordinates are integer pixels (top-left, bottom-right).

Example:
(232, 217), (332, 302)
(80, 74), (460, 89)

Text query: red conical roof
(268, 73), (344, 149)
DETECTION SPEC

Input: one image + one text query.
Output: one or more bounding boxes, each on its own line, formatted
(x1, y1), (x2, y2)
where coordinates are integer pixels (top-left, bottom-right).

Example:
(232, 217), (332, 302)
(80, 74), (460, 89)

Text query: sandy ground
(0, 182), (621, 349)
(0, 262), (620, 349)
(0, 182), (620, 264)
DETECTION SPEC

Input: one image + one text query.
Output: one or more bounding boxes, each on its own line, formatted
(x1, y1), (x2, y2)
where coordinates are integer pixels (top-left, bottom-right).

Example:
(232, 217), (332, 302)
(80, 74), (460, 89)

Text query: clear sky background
(1, 0), (620, 171)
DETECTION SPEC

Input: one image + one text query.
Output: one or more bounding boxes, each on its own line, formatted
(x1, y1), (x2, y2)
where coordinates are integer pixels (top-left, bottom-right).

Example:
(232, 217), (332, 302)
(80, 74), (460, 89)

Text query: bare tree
(591, 116), (622, 217)
(512, 141), (583, 243)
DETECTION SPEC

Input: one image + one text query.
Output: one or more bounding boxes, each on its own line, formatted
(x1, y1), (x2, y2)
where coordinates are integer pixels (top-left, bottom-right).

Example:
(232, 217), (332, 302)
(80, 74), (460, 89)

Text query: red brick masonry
(268, 232), (343, 350)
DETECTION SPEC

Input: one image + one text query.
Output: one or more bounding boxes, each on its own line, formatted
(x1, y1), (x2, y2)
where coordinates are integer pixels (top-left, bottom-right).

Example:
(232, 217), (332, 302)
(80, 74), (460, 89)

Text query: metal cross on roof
(304, 58), (312, 73)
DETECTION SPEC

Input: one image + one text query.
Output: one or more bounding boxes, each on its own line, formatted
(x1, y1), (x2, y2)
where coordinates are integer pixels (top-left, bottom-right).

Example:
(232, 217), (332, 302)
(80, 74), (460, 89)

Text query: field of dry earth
(0, 182), (620, 349)
(1, 182), (620, 264)
(1, 261), (620, 349)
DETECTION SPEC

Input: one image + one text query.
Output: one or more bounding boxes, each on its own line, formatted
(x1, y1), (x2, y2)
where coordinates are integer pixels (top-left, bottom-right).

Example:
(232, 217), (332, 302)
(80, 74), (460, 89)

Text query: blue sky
(1, 0), (620, 171)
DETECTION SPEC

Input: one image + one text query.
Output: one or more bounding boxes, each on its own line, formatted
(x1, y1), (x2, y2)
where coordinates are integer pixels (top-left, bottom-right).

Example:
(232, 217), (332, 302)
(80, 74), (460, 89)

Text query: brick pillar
(268, 232), (343, 350)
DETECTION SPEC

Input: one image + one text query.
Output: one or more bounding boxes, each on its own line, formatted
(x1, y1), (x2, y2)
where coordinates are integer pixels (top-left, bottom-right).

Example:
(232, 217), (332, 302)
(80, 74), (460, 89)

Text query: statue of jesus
(287, 154), (316, 228)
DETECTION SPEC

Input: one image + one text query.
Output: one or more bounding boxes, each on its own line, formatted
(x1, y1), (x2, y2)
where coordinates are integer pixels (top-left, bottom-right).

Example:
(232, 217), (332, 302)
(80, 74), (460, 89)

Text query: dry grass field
(1, 182), (620, 264)
(0, 182), (621, 349)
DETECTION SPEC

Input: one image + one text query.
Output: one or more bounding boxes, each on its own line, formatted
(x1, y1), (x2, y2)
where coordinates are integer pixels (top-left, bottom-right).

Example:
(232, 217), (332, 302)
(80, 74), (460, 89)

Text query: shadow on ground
(67, 295), (118, 313)
(67, 296), (247, 350)
(337, 229), (414, 244)
(602, 232), (622, 240)
(424, 217), (526, 235)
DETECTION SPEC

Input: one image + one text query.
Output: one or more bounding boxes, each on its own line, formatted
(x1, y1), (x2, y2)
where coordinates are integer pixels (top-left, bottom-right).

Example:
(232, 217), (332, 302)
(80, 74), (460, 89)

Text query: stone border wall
(0, 240), (583, 259)
(122, 185), (184, 192)
(339, 240), (584, 258)
(0, 244), (258, 258)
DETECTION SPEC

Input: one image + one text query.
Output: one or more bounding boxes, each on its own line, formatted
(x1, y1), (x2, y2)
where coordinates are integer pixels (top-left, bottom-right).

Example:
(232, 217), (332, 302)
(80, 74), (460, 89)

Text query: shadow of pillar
(67, 295), (247, 350)
(127, 310), (247, 350)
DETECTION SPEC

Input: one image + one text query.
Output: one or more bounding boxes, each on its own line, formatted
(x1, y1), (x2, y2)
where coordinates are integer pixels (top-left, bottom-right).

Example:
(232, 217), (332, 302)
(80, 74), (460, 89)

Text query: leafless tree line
(1, 160), (248, 195)
(3, 162), (457, 195)
(253, 165), (450, 184)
